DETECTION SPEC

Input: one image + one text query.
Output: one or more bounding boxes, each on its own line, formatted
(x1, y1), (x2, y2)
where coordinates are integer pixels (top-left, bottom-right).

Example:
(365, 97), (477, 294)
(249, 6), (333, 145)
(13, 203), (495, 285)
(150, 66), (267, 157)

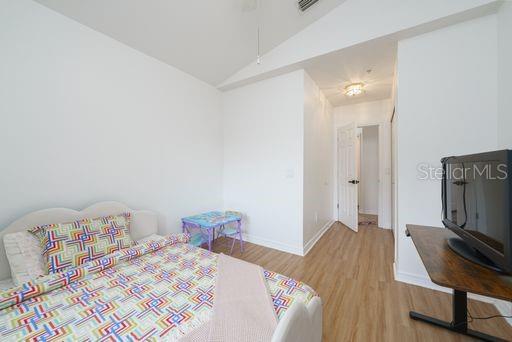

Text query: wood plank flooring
(212, 222), (512, 341)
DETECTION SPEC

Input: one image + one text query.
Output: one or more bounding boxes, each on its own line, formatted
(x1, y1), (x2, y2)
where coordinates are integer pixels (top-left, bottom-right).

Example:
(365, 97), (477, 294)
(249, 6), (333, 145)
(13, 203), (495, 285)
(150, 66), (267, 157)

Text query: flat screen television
(441, 150), (512, 273)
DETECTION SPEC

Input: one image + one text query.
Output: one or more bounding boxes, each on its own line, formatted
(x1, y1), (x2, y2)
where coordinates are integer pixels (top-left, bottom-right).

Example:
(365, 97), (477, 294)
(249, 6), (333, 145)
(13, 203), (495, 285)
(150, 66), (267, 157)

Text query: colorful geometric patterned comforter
(0, 234), (317, 341)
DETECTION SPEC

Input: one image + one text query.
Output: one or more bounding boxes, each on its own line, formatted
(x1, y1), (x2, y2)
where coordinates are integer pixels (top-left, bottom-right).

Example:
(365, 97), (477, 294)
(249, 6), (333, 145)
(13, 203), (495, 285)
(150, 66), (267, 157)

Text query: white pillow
(3, 231), (46, 286)
(0, 278), (14, 291)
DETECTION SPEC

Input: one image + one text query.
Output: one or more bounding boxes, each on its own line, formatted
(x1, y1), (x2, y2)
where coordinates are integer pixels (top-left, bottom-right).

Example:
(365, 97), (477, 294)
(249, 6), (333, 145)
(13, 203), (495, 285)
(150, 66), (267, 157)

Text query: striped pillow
(29, 213), (132, 274)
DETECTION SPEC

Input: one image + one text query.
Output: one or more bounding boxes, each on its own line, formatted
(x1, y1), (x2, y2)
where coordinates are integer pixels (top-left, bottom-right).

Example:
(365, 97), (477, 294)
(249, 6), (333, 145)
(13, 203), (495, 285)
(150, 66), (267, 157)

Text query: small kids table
(181, 211), (241, 251)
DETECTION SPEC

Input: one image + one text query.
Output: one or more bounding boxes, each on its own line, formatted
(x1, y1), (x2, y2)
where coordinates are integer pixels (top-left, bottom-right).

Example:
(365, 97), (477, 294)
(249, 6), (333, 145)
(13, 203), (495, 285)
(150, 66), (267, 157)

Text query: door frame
(335, 120), (392, 229)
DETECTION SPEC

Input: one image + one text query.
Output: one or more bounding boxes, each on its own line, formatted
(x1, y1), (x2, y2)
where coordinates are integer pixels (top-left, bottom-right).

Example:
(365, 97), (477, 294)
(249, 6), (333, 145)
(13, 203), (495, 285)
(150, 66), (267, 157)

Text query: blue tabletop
(182, 211), (241, 228)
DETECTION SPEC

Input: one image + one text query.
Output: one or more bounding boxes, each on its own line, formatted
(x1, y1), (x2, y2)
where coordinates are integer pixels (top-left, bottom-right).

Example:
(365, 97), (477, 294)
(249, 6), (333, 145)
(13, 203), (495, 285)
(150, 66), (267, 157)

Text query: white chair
(217, 211), (244, 254)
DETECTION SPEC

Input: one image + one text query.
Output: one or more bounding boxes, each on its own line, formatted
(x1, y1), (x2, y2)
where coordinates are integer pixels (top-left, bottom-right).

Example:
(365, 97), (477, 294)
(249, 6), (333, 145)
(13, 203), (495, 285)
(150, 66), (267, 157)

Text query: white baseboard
(471, 295), (512, 324)
(242, 233), (303, 256)
(242, 221), (334, 257)
(393, 263), (451, 294)
(303, 220), (334, 256)
(393, 263), (512, 325)
(493, 300), (512, 324)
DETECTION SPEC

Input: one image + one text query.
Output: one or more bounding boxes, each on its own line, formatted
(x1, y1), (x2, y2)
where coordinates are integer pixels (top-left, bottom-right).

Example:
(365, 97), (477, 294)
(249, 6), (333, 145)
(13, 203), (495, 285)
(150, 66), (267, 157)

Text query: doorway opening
(358, 125), (379, 227)
(300, 38), (395, 233)
(337, 122), (388, 232)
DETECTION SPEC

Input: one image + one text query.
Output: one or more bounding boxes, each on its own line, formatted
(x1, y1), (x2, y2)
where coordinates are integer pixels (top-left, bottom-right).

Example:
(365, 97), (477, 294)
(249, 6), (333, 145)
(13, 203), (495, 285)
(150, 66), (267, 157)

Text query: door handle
(348, 180), (360, 184)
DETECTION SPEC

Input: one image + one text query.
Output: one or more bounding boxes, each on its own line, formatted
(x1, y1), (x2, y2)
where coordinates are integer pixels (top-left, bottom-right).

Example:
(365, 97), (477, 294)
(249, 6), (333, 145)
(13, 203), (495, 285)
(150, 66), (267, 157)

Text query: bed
(0, 202), (322, 341)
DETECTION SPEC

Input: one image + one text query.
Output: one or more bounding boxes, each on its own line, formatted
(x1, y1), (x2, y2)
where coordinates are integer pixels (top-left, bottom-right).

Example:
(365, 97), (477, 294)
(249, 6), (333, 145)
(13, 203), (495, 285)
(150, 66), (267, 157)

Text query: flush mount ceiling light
(345, 83), (365, 97)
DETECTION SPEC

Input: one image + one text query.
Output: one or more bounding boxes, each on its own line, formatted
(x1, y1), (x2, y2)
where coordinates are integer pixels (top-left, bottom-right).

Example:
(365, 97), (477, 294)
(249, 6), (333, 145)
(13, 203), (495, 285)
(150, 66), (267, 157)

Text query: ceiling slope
(219, 0), (500, 90)
(34, 0), (347, 86)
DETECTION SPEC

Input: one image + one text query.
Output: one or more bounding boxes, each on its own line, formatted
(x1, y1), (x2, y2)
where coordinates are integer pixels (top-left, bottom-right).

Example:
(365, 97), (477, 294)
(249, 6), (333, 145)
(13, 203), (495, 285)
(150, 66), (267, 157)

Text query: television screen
(444, 159), (507, 255)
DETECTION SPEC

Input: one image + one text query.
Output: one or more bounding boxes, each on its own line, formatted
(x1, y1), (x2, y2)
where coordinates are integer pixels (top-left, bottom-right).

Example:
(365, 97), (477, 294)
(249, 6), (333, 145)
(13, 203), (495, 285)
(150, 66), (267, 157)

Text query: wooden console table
(406, 224), (512, 342)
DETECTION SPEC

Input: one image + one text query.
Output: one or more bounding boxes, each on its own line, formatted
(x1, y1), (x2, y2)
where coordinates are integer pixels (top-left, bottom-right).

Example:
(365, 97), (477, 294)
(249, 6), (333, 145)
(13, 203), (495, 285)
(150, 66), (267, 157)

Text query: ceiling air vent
(298, 0), (320, 11)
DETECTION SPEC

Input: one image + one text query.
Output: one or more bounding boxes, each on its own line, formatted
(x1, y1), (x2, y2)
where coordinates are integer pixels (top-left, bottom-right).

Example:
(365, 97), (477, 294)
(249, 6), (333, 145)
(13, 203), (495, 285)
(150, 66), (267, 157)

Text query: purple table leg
(237, 219), (244, 253)
(208, 227), (213, 251)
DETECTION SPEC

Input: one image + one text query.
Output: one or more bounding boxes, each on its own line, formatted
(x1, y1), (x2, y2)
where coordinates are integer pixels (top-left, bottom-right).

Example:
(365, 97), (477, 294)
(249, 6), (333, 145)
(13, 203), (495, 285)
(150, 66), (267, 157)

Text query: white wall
(334, 100), (391, 128)
(497, 0), (512, 322)
(222, 70), (305, 255)
(222, 70), (334, 255)
(303, 72), (334, 253)
(497, 1), (512, 149)
(360, 126), (379, 215)
(333, 99), (392, 228)
(391, 62), (399, 238)
(0, 0), (223, 233)
(395, 14), (498, 283)
(391, 107), (398, 240)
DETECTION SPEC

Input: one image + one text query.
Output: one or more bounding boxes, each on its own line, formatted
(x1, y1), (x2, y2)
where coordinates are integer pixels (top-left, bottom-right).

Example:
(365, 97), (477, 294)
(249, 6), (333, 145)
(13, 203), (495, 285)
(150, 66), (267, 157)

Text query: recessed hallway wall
(360, 126), (379, 215)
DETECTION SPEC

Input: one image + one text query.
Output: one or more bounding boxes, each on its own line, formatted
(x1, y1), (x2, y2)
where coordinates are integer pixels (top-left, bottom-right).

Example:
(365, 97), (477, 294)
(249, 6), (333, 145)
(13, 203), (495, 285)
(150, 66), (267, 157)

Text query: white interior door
(338, 123), (359, 232)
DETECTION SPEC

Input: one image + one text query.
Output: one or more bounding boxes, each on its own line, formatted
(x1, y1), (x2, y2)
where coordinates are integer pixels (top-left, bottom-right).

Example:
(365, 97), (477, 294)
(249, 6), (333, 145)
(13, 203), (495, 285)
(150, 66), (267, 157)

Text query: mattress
(0, 234), (316, 340)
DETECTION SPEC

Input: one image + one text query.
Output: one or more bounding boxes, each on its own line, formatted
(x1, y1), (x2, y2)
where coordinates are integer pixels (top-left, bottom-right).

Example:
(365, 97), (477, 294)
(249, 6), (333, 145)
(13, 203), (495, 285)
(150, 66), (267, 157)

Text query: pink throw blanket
(181, 254), (278, 342)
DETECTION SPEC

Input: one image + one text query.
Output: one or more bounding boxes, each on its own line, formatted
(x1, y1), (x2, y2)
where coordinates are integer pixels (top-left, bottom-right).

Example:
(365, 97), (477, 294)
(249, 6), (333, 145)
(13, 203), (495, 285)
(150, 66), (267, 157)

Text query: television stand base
(410, 290), (507, 342)
(447, 237), (503, 273)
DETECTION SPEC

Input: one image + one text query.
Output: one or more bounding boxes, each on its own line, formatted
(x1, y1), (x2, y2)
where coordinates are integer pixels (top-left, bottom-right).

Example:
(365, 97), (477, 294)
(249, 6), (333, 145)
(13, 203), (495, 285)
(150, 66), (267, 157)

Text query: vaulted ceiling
(35, 0), (347, 86)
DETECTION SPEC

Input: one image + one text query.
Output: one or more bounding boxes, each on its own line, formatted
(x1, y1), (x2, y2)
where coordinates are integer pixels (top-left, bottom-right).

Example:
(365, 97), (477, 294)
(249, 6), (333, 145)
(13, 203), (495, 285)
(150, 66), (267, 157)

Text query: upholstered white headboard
(0, 201), (158, 281)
